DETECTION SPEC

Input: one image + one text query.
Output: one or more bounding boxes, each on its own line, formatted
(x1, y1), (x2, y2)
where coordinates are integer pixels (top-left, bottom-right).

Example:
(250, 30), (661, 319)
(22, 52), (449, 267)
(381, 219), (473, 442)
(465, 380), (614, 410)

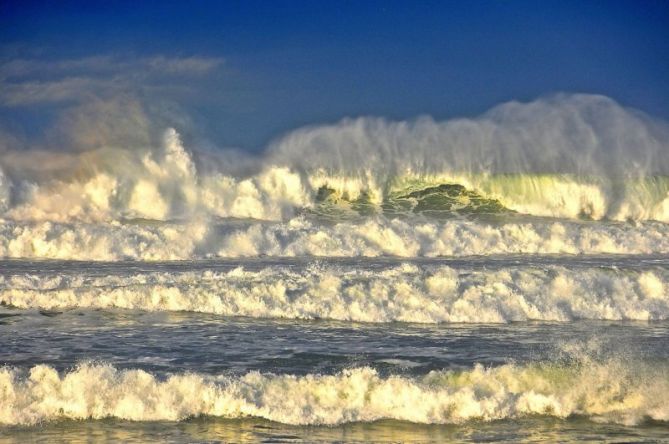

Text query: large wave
(1, 357), (667, 426)
(2, 264), (668, 322)
(1, 94), (668, 225)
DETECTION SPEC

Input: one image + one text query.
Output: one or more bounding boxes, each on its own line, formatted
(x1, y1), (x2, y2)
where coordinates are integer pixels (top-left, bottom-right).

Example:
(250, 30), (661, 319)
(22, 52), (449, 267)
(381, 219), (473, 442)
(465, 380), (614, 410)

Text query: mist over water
(270, 94), (669, 177)
(0, 94), (668, 227)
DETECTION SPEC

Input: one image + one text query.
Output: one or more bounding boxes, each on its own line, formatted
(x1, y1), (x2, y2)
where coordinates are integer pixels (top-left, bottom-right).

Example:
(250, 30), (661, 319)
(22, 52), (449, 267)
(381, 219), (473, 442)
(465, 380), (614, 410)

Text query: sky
(1, 0), (668, 151)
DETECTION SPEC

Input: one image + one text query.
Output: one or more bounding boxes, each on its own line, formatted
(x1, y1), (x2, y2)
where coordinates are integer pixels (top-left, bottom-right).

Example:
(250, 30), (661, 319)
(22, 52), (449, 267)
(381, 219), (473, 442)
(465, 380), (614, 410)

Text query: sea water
(1, 94), (669, 442)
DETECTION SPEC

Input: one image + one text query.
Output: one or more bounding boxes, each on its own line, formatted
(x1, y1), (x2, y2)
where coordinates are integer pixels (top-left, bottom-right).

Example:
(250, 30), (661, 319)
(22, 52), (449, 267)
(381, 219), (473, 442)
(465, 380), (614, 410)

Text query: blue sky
(1, 0), (668, 150)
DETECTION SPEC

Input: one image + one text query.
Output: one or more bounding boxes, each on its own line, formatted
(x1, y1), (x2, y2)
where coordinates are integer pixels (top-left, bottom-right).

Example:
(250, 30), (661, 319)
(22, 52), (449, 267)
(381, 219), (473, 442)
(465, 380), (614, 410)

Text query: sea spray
(1, 94), (668, 226)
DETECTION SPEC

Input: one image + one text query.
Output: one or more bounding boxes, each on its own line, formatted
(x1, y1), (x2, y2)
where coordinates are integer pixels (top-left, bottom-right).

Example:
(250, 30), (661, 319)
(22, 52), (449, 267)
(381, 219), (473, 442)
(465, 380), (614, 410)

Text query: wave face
(2, 264), (668, 323)
(0, 94), (668, 226)
(1, 358), (667, 426)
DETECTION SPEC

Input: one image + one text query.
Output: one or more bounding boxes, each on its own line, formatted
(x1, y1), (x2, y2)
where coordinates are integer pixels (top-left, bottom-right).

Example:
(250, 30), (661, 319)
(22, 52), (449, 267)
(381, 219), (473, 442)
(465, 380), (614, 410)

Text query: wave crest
(1, 94), (669, 224)
(2, 217), (669, 260)
(1, 359), (667, 426)
(2, 264), (668, 322)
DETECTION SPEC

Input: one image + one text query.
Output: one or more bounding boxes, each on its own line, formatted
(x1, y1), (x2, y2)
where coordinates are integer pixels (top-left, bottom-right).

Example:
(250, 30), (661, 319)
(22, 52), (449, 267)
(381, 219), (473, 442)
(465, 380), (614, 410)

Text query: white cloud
(0, 55), (224, 106)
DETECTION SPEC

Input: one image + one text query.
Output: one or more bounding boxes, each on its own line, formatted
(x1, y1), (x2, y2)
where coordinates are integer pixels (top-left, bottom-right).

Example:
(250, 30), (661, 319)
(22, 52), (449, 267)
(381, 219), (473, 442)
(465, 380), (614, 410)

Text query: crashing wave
(2, 264), (668, 322)
(1, 358), (667, 426)
(1, 94), (669, 225)
(1, 217), (669, 260)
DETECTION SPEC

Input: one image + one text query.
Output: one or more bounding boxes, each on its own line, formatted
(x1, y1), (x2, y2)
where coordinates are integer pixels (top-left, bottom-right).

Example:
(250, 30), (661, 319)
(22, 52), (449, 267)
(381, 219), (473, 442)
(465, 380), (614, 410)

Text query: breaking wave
(0, 94), (668, 227)
(1, 217), (669, 260)
(1, 358), (667, 426)
(2, 264), (668, 322)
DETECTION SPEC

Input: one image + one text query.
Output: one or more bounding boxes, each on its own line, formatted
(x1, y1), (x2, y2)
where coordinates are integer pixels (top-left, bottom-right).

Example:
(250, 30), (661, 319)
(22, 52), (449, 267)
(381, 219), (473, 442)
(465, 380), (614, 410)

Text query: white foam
(4, 216), (669, 261)
(2, 265), (668, 322)
(2, 129), (309, 224)
(1, 360), (667, 426)
(1, 95), (669, 225)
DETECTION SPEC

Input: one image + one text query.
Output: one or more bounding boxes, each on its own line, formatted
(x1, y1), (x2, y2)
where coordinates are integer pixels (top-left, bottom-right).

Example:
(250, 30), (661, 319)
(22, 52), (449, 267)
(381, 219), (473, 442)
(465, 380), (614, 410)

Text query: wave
(1, 94), (669, 224)
(2, 264), (668, 322)
(2, 217), (669, 260)
(1, 358), (667, 426)
(308, 174), (669, 221)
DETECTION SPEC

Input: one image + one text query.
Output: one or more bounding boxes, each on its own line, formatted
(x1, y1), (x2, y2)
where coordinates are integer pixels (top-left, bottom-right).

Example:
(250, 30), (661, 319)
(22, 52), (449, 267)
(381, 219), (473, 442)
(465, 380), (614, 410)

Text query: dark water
(2, 310), (669, 377)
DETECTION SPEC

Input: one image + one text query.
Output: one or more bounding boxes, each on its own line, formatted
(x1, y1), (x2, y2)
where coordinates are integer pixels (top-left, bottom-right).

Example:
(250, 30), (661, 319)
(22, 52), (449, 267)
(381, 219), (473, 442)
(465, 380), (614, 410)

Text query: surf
(1, 357), (667, 426)
(2, 262), (668, 322)
(1, 94), (668, 227)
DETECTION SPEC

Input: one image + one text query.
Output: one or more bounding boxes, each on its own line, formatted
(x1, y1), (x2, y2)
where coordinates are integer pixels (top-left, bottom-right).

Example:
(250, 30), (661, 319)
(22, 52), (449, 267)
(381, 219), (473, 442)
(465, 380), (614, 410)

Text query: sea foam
(1, 359), (667, 426)
(2, 264), (667, 322)
(1, 217), (669, 260)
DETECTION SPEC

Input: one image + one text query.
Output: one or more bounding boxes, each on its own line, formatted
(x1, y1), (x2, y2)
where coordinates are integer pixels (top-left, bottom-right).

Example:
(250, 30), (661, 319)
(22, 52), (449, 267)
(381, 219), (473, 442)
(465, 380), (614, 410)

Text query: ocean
(1, 94), (669, 442)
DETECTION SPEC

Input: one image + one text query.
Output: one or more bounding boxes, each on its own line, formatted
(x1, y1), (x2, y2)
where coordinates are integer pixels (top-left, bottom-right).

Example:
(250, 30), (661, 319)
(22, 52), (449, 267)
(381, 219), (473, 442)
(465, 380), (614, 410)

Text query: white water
(2, 264), (667, 322)
(1, 358), (667, 426)
(1, 217), (668, 261)
(1, 94), (668, 228)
